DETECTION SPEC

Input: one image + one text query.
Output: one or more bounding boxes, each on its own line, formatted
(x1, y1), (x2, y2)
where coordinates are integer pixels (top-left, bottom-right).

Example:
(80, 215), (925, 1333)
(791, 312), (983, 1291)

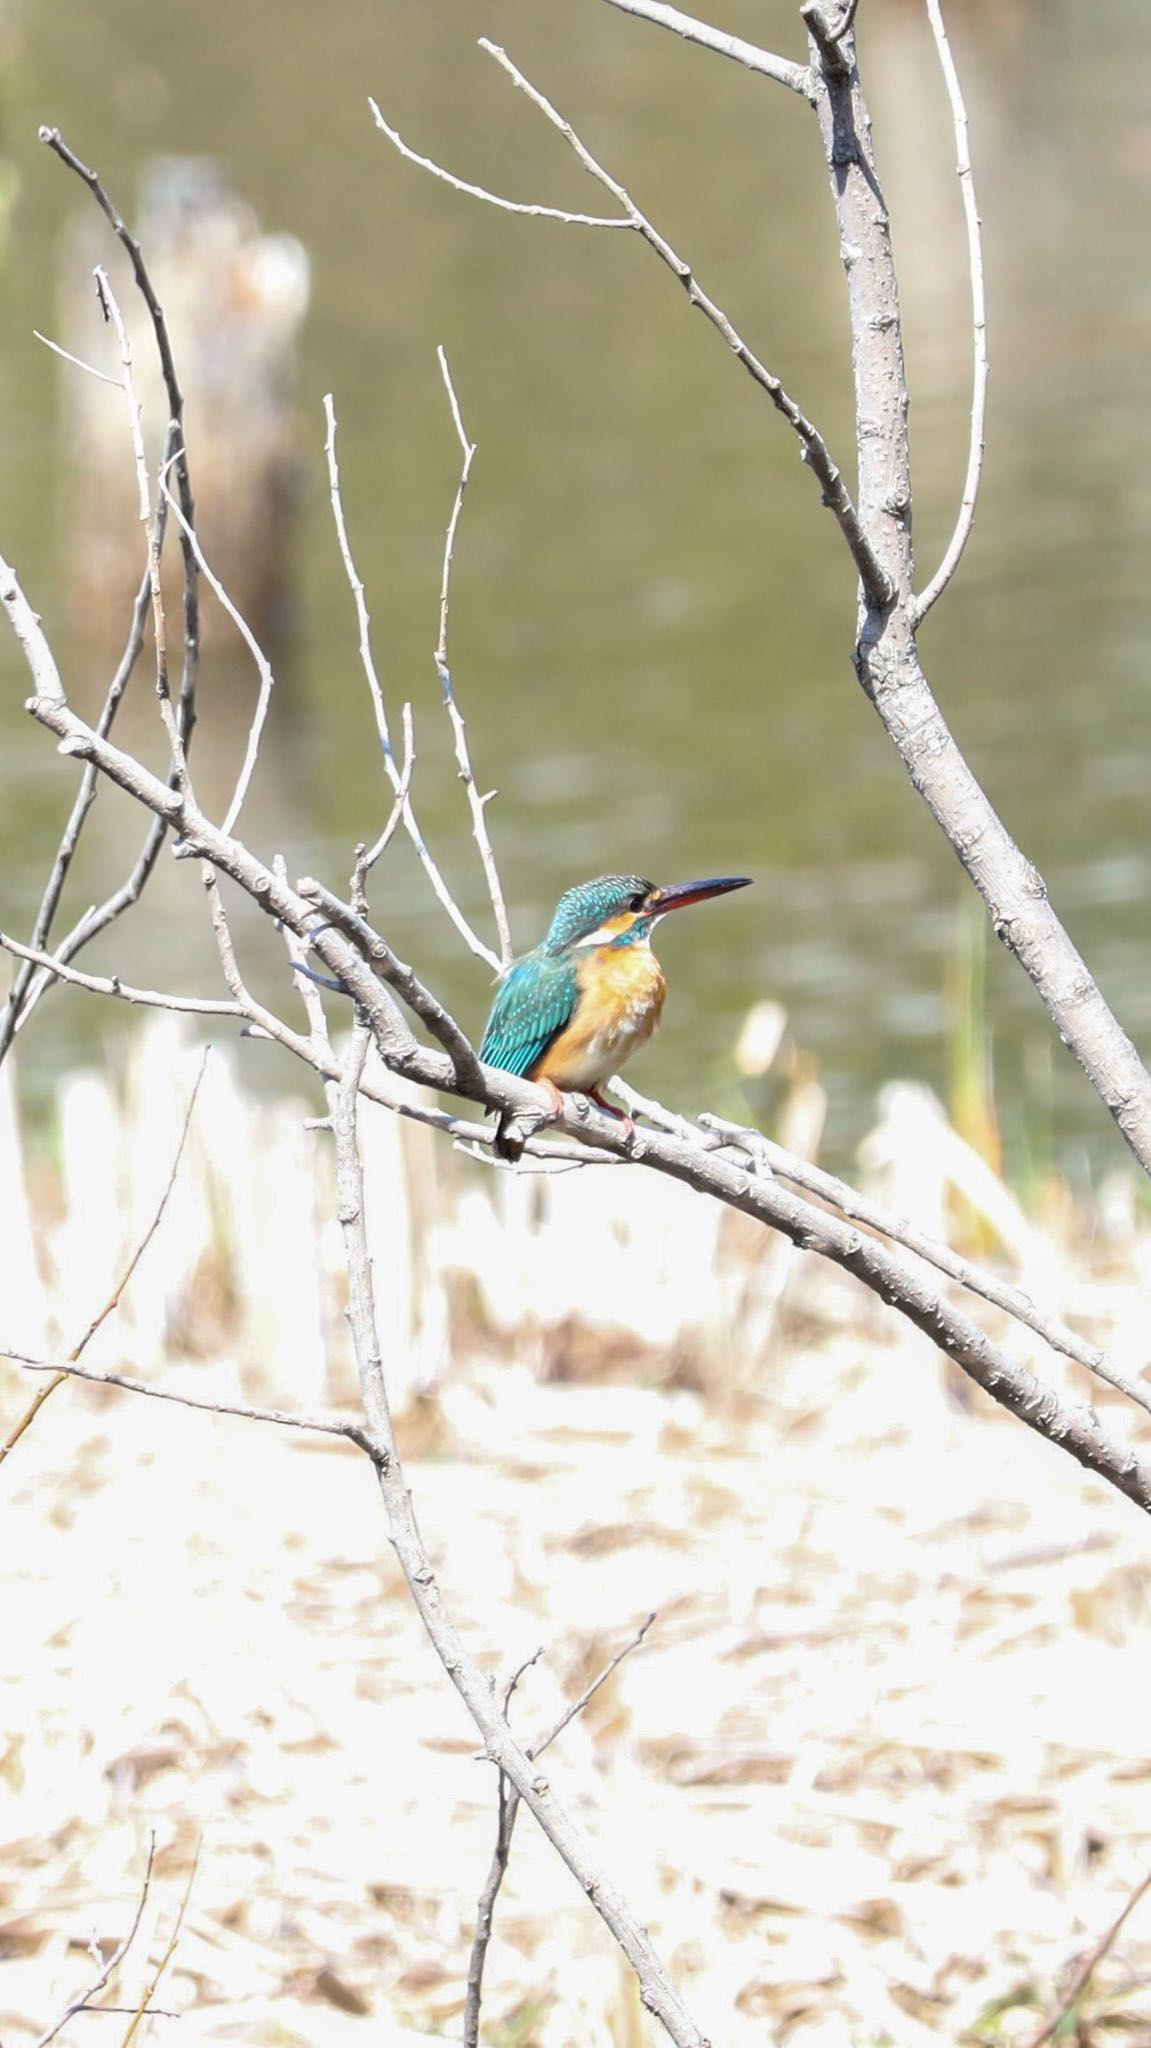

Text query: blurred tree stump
(61, 157), (310, 656)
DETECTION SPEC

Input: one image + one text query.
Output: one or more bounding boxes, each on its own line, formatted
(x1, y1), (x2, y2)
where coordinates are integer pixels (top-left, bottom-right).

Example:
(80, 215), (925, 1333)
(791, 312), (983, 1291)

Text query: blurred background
(0, 0), (1149, 1174)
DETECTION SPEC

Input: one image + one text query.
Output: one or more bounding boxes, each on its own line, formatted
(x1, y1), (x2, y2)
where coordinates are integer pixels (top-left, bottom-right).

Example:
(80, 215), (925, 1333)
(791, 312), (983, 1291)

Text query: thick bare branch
(0, 549), (64, 702)
(13, 675), (1151, 1519)
(295, 876), (482, 1082)
(801, 24), (1151, 1176)
(910, 0), (989, 623)
(696, 1111), (1151, 1419)
(599, 0), (811, 96)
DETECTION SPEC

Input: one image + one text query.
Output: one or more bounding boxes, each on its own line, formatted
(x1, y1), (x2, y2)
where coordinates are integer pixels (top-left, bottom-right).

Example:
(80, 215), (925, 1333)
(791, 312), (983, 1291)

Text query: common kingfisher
(479, 872), (751, 1155)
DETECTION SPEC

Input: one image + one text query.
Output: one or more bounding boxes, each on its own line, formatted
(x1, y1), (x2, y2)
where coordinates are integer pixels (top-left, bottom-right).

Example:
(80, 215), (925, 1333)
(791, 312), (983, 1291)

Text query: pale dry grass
(3, 1024), (1151, 2047)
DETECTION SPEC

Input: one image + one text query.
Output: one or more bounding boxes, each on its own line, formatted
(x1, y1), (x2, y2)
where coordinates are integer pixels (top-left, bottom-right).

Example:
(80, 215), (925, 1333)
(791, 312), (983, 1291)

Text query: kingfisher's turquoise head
(542, 871), (751, 956)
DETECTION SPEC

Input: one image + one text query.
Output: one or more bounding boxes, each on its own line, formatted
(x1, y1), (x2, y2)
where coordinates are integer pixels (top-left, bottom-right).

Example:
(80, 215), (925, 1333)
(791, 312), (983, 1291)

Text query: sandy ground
(4, 1308), (1151, 2048)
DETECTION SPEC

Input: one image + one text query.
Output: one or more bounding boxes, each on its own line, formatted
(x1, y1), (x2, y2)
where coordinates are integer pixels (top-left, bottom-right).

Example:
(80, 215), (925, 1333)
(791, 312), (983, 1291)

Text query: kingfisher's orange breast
(535, 942), (667, 1091)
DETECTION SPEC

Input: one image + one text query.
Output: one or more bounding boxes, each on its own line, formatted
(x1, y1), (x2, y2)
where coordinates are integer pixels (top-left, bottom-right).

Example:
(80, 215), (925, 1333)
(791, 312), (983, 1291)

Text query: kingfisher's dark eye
(629, 889), (648, 912)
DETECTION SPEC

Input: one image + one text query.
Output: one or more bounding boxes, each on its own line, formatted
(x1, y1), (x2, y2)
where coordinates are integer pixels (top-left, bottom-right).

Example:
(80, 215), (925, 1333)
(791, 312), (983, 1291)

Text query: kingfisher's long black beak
(649, 875), (752, 915)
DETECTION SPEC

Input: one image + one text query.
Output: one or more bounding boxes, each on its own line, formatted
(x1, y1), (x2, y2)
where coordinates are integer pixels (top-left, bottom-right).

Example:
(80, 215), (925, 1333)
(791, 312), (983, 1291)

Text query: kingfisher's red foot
(540, 1078), (565, 1120)
(588, 1087), (636, 1145)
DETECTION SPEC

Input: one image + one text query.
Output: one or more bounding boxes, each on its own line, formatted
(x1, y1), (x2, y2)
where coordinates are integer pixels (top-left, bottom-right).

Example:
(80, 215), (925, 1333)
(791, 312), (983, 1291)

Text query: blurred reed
(2, 1010), (1144, 1432)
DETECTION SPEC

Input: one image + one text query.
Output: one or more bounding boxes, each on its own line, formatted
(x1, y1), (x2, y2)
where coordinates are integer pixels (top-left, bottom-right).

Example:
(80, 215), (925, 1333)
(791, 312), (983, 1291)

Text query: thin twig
(434, 348), (513, 967)
(96, 260), (183, 780)
(534, 1612), (657, 1758)
(4, 1347), (366, 1448)
(910, 0), (988, 625)
(33, 1837), (157, 2048)
(473, 39), (890, 608)
(353, 700), (415, 912)
(1028, 1869), (1151, 2048)
(40, 124), (200, 741)
(11, 129), (201, 1050)
(0, 1050), (210, 1463)
(157, 465), (274, 834)
(0, 440), (175, 1060)
(117, 1839), (200, 2048)
(322, 392), (501, 968)
(464, 1615), (657, 2047)
(32, 328), (120, 384)
(598, 0), (811, 95)
(368, 99), (629, 228)
(0, 932), (245, 1019)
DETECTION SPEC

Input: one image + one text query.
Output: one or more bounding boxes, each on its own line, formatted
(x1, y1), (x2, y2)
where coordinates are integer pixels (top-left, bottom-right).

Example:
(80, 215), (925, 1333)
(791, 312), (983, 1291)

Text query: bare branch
(0, 548), (64, 703)
(802, 16), (1151, 1175)
(33, 327), (119, 384)
(465, 1613), (658, 2046)
(474, 38), (891, 609)
(353, 700), (414, 912)
(40, 125), (200, 740)
(696, 1111), (1151, 1420)
(800, 0), (856, 79)
(0, 931), (244, 1019)
(910, 0), (989, 624)
(83, 1045), (210, 1353)
(3, 131), (202, 1055)
(5, 1346), (367, 1448)
(599, 0), (811, 96)
(116, 1840), (199, 2048)
(330, 1026), (710, 2047)
(15, 682), (1151, 1522)
(0, 446), (174, 1062)
(322, 392), (502, 969)
(1, 1049), (209, 1462)
(295, 876), (484, 1086)
(95, 269), (188, 782)
(157, 465), (274, 834)
(368, 98), (629, 229)
(434, 348), (513, 967)
(33, 1837), (157, 2048)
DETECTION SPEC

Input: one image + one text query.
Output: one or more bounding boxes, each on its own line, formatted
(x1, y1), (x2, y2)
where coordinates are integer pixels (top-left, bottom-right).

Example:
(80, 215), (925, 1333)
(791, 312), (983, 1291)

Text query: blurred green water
(1, 0), (1149, 1170)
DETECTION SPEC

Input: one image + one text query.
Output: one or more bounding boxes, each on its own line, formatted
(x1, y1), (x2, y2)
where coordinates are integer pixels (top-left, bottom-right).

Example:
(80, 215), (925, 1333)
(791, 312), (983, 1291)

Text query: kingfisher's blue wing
(479, 952), (577, 1079)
